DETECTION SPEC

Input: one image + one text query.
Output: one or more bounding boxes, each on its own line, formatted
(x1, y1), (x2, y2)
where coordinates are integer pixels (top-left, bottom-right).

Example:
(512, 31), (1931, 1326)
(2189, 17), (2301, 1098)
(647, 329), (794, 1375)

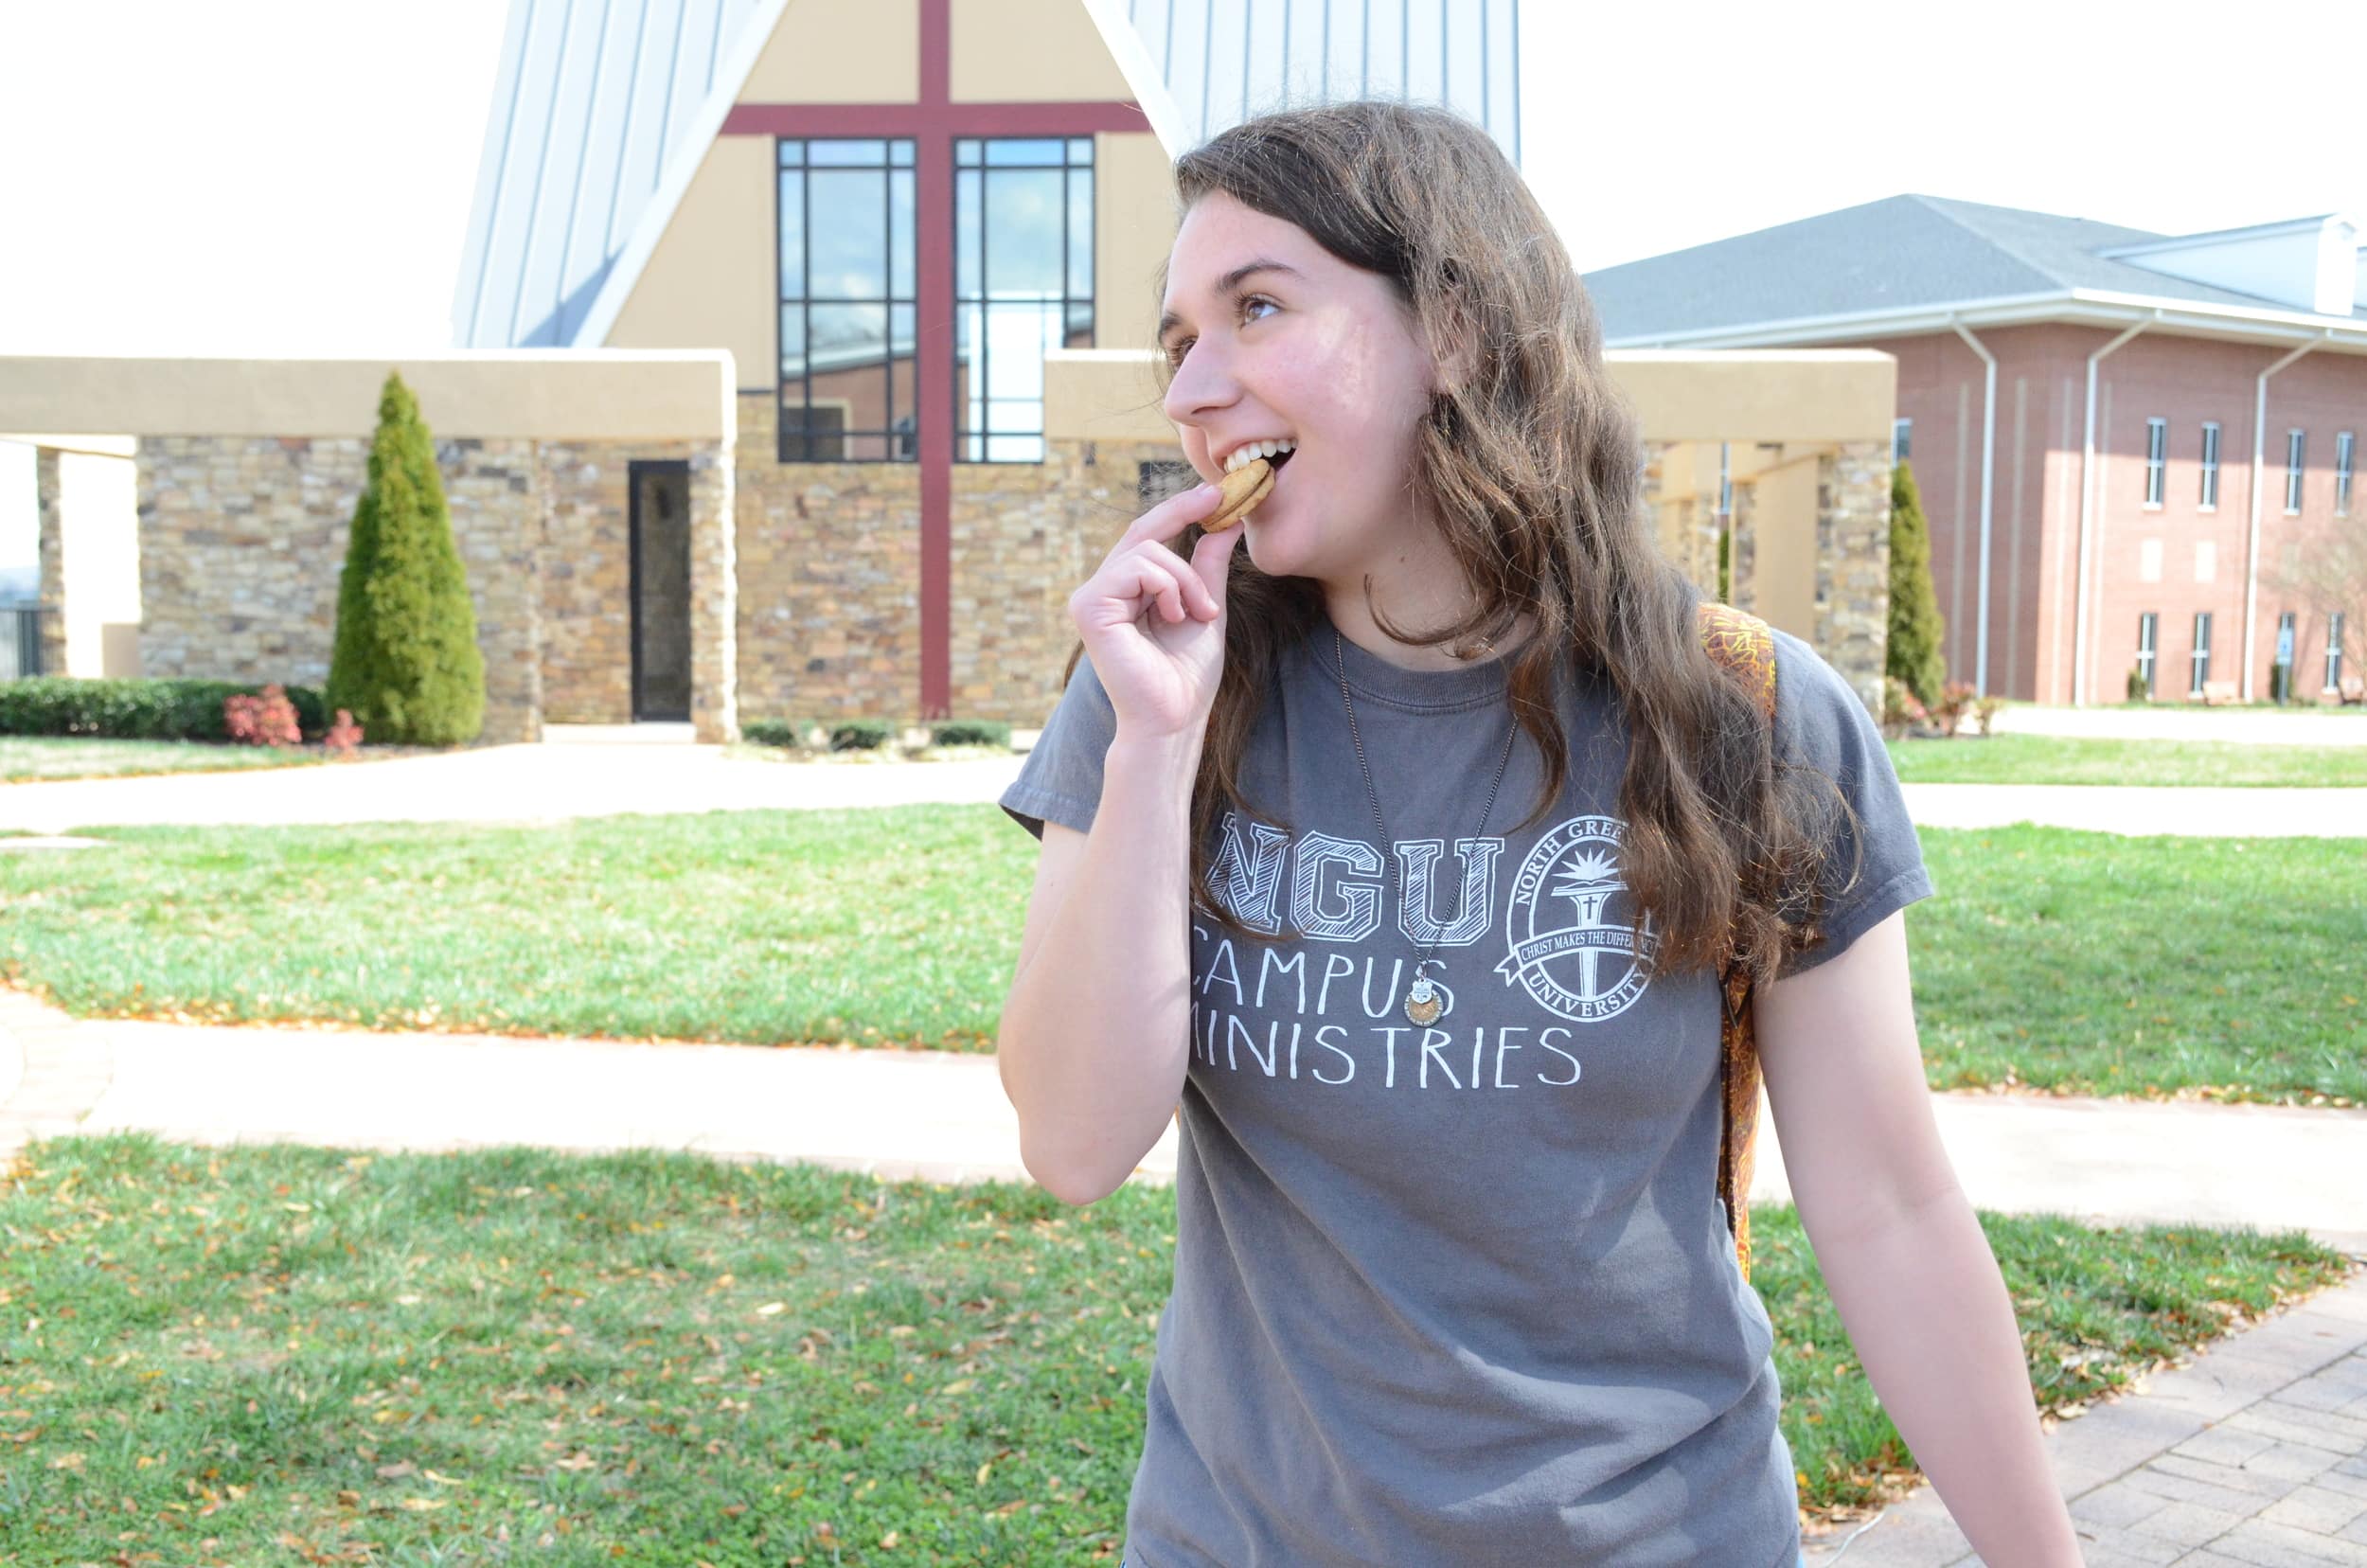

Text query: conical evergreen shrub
(1886, 459), (1947, 708)
(326, 371), (485, 745)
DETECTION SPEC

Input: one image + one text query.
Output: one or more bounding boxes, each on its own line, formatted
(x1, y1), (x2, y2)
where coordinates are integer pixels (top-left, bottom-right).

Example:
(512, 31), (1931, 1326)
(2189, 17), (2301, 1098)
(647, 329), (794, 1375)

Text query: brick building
(1584, 197), (2367, 706)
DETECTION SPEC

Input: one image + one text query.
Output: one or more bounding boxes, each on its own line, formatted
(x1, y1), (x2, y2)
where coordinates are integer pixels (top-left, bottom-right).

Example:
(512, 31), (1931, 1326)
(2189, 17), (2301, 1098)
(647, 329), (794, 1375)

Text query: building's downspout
(2243, 330), (2331, 700)
(1949, 319), (1998, 696)
(2073, 312), (2158, 706)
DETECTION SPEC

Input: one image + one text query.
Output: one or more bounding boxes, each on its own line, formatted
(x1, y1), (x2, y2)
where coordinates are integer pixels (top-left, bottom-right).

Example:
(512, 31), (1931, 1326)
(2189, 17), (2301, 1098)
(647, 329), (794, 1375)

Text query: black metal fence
(2, 602), (54, 681)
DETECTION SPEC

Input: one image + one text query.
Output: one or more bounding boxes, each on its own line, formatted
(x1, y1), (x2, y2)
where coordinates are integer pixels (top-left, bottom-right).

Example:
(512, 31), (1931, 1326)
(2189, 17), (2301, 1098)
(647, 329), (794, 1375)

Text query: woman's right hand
(1066, 479), (1247, 741)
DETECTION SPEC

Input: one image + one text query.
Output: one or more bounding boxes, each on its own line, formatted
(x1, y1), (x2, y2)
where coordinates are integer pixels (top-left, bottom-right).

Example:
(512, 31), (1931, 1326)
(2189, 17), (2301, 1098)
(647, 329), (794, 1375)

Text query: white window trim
(2198, 420), (2220, 512)
(2144, 417), (2166, 509)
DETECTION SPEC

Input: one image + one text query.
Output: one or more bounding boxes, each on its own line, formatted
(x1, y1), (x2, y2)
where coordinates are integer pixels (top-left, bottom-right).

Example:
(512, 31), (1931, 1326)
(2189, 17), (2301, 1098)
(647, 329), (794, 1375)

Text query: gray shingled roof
(1580, 193), (2366, 342)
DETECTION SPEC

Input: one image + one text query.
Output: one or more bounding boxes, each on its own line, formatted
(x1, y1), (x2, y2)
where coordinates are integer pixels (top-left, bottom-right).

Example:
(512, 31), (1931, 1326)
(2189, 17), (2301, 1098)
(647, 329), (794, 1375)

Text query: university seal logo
(1494, 814), (1662, 1022)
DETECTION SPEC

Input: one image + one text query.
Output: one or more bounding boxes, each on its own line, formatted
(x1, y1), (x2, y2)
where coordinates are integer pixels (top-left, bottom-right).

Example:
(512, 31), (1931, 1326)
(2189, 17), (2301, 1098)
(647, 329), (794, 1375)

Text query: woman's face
(1158, 191), (1439, 580)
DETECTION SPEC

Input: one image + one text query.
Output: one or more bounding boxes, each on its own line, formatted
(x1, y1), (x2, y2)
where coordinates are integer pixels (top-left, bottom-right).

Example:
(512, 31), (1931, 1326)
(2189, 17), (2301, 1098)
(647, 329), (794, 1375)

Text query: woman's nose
(1161, 338), (1237, 429)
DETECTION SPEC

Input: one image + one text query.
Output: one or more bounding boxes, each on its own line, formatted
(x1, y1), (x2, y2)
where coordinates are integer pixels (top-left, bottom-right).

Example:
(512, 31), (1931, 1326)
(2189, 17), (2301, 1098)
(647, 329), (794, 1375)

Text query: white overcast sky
(0, 0), (2360, 361)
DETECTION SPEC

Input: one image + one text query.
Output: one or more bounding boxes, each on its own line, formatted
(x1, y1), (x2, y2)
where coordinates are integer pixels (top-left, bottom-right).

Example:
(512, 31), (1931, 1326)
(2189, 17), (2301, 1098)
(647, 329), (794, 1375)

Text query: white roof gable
(454, 0), (1522, 348)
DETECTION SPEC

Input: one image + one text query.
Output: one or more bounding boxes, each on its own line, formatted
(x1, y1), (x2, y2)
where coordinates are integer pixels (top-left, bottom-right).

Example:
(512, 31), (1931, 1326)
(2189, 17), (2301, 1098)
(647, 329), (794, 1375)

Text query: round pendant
(1404, 975), (1450, 1026)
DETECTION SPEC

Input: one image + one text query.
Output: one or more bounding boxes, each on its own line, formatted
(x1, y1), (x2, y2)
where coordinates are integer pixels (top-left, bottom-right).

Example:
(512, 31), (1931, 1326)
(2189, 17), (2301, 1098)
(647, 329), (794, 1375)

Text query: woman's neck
(1324, 589), (1534, 673)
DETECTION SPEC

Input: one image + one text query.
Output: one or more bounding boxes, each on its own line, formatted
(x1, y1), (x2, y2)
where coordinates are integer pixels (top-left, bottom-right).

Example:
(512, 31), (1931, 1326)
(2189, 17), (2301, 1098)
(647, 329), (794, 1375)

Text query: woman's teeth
(1223, 438), (1296, 472)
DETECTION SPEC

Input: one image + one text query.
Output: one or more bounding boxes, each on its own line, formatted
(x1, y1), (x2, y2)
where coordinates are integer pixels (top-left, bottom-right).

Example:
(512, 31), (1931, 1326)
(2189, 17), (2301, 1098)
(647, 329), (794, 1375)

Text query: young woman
(996, 101), (2080, 1568)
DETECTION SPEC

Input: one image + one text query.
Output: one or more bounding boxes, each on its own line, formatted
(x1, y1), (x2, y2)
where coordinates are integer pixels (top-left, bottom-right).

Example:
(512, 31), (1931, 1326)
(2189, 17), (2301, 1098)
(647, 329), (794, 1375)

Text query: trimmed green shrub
(325, 371), (485, 745)
(740, 720), (802, 748)
(1887, 460), (1947, 708)
(0, 677), (329, 740)
(828, 720), (895, 752)
(2127, 667), (2150, 704)
(930, 720), (1010, 748)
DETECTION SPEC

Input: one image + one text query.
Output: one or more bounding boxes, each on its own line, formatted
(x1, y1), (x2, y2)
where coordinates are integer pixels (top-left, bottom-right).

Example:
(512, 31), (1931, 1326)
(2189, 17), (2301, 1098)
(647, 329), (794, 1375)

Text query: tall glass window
(1892, 418), (1912, 461)
(2338, 431), (2355, 517)
(2135, 612), (2157, 698)
(2144, 418), (2166, 507)
(2285, 429), (2305, 514)
(2190, 611), (2213, 696)
(955, 136), (1095, 462)
(2198, 421), (2220, 510)
(2327, 613), (2346, 692)
(778, 138), (917, 462)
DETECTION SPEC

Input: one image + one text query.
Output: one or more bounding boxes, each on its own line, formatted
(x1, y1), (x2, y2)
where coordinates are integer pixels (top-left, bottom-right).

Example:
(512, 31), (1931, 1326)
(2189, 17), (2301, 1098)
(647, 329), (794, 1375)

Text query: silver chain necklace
(1332, 629), (1521, 1026)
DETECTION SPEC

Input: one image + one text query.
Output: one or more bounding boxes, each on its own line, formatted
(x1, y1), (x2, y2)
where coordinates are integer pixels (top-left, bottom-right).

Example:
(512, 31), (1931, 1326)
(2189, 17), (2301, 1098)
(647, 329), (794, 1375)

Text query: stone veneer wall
(953, 436), (1184, 721)
(538, 437), (737, 741)
(1814, 440), (1893, 712)
(33, 447), (66, 676)
(732, 392), (921, 725)
(138, 433), (736, 744)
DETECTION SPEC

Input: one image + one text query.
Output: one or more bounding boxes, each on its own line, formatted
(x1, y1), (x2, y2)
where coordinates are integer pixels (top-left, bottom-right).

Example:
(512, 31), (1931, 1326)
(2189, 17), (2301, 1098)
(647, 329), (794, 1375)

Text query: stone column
(1815, 440), (1894, 714)
(690, 438), (739, 743)
(33, 445), (66, 676)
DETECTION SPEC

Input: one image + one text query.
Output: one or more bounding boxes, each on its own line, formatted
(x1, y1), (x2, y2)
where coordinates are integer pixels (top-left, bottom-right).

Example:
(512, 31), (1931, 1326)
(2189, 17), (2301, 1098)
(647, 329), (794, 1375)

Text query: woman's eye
(1165, 337), (1194, 367)
(1241, 295), (1278, 325)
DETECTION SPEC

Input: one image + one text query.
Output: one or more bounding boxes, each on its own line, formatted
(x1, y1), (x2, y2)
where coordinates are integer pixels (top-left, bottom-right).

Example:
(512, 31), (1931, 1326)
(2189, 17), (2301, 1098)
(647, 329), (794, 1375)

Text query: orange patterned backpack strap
(1695, 600), (1777, 1285)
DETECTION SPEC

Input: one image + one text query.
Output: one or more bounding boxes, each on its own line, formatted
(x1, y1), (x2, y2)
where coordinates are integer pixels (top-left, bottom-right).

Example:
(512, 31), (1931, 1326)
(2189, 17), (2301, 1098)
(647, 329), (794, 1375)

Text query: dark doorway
(629, 460), (692, 722)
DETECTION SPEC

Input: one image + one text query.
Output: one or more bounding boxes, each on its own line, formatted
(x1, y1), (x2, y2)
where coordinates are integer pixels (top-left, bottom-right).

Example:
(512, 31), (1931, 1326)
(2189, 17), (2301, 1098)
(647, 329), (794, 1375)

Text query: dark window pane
(956, 138), (982, 166)
(810, 139), (888, 166)
(810, 304), (889, 425)
(889, 138), (913, 167)
(985, 138), (1064, 166)
(779, 140), (804, 166)
(956, 170), (980, 297)
(781, 432), (809, 461)
(1067, 136), (1094, 165)
(985, 169), (1064, 296)
(810, 169), (887, 298)
(781, 308), (807, 379)
(890, 169), (916, 298)
(779, 171), (805, 300)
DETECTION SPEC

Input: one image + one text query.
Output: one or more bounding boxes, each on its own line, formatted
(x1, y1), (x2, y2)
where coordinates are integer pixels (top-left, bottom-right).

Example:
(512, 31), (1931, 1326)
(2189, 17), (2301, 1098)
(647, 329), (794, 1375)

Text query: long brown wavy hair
(1062, 99), (1860, 987)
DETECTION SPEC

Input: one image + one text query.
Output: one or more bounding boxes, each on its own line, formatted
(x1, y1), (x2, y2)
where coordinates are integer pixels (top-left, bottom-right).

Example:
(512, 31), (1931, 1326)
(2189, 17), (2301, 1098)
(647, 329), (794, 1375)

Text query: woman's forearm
(1809, 1182), (2085, 1565)
(997, 731), (1203, 1205)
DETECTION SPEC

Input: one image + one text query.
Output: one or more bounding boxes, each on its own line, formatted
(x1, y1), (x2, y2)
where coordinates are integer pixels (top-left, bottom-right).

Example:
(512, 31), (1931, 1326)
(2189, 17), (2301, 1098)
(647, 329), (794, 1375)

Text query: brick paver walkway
(1804, 1276), (2367, 1565)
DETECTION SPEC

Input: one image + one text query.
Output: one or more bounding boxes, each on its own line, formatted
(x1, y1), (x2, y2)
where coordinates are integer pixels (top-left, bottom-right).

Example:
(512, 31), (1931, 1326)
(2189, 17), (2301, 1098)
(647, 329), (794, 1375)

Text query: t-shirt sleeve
(1769, 629), (1936, 979)
(998, 648), (1120, 842)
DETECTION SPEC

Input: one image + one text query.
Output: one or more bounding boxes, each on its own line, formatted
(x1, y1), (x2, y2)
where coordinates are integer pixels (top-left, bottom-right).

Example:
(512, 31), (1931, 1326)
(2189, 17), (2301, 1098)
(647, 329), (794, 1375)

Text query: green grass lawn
(0, 737), (334, 783)
(1, 1133), (2350, 1561)
(0, 811), (2358, 1105)
(1887, 733), (2367, 786)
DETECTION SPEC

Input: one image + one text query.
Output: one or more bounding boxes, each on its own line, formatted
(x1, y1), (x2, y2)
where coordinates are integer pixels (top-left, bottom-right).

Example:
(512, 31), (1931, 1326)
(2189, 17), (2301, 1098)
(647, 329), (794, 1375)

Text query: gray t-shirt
(999, 610), (1935, 1568)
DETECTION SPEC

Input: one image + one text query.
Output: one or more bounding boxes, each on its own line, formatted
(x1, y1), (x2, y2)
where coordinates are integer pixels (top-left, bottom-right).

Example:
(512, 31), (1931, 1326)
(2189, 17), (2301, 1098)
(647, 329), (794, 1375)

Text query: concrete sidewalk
(6, 739), (2366, 837)
(3, 988), (2362, 1252)
(2, 986), (2363, 1566)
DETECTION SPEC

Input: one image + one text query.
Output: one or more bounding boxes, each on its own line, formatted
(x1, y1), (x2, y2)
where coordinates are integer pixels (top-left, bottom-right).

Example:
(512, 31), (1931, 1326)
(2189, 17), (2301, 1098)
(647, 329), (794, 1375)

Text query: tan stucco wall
(952, 0), (1133, 101)
(1611, 349), (1897, 442)
(0, 354), (737, 440)
(1096, 132), (1174, 355)
(606, 137), (775, 389)
(1748, 451), (1822, 639)
(742, 0), (918, 102)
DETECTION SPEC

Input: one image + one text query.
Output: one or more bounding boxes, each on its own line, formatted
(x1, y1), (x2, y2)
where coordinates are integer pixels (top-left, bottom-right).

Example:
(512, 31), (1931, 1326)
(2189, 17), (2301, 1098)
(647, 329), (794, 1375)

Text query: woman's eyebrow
(1158, 259), (1306, 343)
